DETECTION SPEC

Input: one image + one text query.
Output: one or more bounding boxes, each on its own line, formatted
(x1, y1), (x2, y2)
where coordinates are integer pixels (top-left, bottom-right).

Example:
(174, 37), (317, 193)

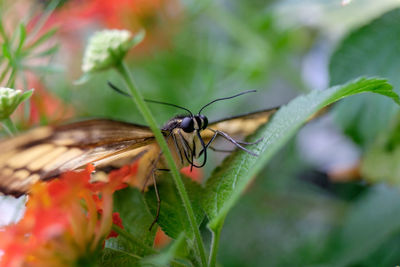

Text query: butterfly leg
(209, 146), (235, 153)
(204, 130), (262, 147)
(149, 170), (161, 231)
(198, 130), (219, 157)
(234, 137), (263, 145)
(205, 134), (261, 153)
(205, 129), (259, 156)
(142, 151), (164, 193)
(148, 167), (170, 231)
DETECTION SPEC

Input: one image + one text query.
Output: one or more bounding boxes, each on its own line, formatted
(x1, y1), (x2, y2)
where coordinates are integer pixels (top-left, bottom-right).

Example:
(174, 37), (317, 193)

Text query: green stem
(115, 61), (207, 267)
(6, 67), (17, 88)
(208, 222), (223, 267)
(1, 117), (17, 136)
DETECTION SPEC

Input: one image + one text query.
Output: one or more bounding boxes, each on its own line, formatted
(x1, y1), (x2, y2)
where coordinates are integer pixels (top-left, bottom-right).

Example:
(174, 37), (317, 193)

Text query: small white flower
(0, 87), (33, 120)
(82, 29), (145, 73)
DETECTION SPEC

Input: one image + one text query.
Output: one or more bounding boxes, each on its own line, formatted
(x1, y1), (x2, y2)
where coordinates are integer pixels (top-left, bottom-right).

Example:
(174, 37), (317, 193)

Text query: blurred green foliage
(330, 8), (400, 147)
(52, 1), (309, 125)
(0, 0), (60, 88)
(212, 4), (400, 267)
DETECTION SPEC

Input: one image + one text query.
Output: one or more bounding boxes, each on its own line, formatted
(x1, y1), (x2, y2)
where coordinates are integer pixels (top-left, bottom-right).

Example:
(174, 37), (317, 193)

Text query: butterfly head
(180, 114), (208, 133)
(144, 89), (256, 134)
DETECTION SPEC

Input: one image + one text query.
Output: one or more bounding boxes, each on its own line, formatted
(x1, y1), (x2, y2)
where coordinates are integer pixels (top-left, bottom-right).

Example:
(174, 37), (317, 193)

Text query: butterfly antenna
(108, 81), (132, 97)
(198, 90), (257, 115)
(145, 99), (193, 116)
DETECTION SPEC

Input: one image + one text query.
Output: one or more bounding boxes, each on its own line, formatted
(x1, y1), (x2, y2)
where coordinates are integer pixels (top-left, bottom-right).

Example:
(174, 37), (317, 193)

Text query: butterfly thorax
(162, 115), (208, 166)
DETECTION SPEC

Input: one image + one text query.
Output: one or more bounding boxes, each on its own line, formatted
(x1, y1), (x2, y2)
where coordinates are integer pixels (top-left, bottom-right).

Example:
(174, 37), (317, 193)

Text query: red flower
(0, 163), (135, 266)
(107, 212), (124, 239)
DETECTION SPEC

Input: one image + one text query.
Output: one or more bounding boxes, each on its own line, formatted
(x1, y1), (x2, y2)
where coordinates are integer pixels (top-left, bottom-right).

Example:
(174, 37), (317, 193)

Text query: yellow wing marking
(201, 108), (277, 140)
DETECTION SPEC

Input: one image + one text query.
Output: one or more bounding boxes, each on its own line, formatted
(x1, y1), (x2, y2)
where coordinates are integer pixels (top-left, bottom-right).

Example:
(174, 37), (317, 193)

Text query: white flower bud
(0, 87), (33, 120)
(82, 29), (144, 73)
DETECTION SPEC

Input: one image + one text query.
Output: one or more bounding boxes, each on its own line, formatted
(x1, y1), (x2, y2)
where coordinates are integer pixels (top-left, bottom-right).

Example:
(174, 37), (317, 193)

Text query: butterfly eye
(199, 115), (208, 130)
(181, 117), (194, 133)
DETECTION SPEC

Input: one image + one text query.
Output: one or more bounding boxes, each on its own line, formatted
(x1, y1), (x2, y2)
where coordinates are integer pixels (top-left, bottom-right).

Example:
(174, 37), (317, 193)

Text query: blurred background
(2, 0), (400, 265)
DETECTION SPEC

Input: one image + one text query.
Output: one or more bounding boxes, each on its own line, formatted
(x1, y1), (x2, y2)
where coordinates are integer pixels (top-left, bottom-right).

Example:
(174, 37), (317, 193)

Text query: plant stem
(208, 222), (223, 267)
(115, 61), (207, 267)
(1, 117), (17, 136)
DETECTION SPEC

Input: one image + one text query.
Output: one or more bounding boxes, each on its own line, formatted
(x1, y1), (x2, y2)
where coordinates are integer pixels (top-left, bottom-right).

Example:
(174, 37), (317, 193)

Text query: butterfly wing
(0, 108), (278, 196)
(200, 107), (278, 140)
(0, 119), (155, 196)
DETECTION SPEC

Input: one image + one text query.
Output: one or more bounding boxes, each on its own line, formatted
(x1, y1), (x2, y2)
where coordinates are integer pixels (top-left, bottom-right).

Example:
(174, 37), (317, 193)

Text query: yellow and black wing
(200, 107), (278, 140)
(0, 107), (278, 196)
(0, 119), (155, 196)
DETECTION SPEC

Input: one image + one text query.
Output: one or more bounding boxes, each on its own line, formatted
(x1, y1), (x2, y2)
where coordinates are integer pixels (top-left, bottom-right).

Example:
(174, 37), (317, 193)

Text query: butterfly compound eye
(181, 117), (195, 133)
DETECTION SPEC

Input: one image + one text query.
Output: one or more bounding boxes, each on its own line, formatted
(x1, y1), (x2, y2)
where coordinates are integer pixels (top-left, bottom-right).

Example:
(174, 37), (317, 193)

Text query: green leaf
(100, 247), (140, 266)
(20, 89), (34, 102)
(203, 77), (398, 230)
(113, 187), (157, 256)
(129, 29), (146, 48)
(328, 185), (400, 266)
(74, 73), (92, 85)
(362, 145), (400, 185)
(139, 233), (190, 267)
(26, 27), (58, 51)
(144, 175), (205, 239)
(22, 64), (63, 73)
(2, 43), (12, 61)
(0, 21), (8, 43)
(361, 115), (400, 185)
(30, 44), (60, 58)
(16, 23), (26, 53)
(329, 8), (400, 146)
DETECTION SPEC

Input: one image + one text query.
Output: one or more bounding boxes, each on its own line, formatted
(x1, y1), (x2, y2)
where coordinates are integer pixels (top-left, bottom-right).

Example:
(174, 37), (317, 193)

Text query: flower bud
(82, 29), (144, 73)
(0, 87), (33, 120)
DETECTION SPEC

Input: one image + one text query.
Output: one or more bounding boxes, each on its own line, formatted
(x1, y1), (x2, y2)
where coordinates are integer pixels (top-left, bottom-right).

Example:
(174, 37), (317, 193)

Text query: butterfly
(0, 90), (278, 199)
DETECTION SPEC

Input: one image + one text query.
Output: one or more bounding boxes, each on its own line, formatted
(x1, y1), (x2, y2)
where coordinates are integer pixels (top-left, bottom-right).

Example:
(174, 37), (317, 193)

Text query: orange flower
(0, 163), (133, 267)
(48, 0), (182, 55)
(154, 228), (171, 249)
(53, 0), (181, 30)
(28, 87), (75, 126)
